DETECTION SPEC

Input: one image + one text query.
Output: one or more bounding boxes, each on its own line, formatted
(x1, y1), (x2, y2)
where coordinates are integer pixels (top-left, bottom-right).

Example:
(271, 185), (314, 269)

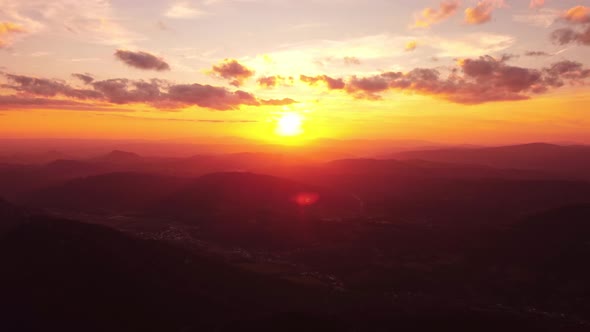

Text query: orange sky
(1, 1), (590, 145)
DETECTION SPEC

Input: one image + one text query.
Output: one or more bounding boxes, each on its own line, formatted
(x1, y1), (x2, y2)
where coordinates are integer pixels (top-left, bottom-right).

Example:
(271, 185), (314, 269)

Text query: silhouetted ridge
(26, 172), (188, 213)
(152, 172), (361, 220)
(98, 150), (142, 163)
(395, 143), (590, 180)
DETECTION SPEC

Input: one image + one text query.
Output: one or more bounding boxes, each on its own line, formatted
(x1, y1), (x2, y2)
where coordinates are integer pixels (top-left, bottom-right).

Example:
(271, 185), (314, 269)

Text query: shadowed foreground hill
(0, 216), (333, 332)
(0, 214), (584, 331)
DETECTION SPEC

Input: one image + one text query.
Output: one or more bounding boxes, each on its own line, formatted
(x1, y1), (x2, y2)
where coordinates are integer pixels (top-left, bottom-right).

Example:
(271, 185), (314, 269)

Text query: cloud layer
(299, 55), (589, 105)
(0, 73), (295, 111)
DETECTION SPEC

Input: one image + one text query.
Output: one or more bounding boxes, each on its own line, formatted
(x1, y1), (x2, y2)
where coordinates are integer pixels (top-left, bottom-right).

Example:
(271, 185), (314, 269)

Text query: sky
(1, 0), (590, 145)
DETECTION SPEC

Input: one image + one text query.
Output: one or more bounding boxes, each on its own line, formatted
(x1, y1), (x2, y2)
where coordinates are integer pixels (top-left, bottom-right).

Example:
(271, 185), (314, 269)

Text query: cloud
(300, 75), (345, 90)
(425, 33), (515, 57)
(412, 0), (460, 28)
(72, 73), (94, 84)
(0, 1), (144, 46)
(551, 26), (590, 46)
(549, 6), (590, 47)
(343, 56), (361, 65)
(257, 76), (294, 88)
(1, 73), (296, 111)
(3, 74), (102, 99)
(0, 22), (26, 48)
(563, 6), (590, 24)
(465, 0), (506, 25)
(300, 55), (589, 105)
(530, 0), (545, 9)
(513, 8), (559, 28)
(405, 40), (418, 52)
(114, 50), (171, 71)
(166, 84), (259, 110)
(91, 79), (165, 104)
(210, 59), (255, 87)
(165, 2), (205, 19)
(98, 114), (260, 123)
(524, 51), (550, 56)
(0, 95), (114, 111)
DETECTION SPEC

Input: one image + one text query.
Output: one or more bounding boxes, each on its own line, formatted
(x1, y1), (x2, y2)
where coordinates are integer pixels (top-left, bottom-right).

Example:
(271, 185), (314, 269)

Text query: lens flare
(293, 192), (320, 207)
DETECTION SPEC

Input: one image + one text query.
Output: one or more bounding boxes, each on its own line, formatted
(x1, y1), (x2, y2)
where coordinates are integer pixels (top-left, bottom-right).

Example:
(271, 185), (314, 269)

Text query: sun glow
(275, 112), (304, 137)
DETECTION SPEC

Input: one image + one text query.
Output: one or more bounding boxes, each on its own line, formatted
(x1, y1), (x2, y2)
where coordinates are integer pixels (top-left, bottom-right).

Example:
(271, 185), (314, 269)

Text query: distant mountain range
(393, 143), (590, 180)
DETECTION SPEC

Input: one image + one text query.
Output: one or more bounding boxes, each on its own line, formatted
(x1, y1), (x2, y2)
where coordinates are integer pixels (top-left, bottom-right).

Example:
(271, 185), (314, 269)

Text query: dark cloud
(0, 95), (126, 111)
(300, 75), (345, 90)
(525, 51), (551, 57)
(303, 55), (589, 105)
(1, 73), (295, 111)
(72, 73), (94, 84)
(92, 79), (165, 104)
(114, 50), (171, 71)
(551, 26), (590, 46)
(550, 6), (590, 47)
(210, 59), (255, 87)
(3, 74), (102, 99)
(166, 84), (259, 110)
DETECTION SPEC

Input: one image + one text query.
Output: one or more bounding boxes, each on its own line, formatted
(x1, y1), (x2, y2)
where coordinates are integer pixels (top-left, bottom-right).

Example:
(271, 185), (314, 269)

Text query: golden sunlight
(275, 112), (304, 137)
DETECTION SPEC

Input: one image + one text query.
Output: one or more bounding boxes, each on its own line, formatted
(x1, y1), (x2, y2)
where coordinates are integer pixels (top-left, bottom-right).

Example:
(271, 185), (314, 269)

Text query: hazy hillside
(26, 172), (189, 214)
(394, 143), (590, 180)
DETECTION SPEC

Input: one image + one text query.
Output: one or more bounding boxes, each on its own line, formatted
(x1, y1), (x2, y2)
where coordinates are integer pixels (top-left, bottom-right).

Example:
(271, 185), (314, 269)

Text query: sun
(275, 112), (304, 137)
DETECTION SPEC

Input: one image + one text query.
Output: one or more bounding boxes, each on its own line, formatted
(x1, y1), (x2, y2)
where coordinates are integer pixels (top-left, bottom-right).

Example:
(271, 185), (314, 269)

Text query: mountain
(0, 160), (108, 201)
(95, 150), (143, 164)
(266, 158), (590, 225)
(152, 172), (362, 220)
(394, 143), (590, 180)
(0, 197), (26, 234)
(460, 204), (590, 319)
(26, 172), (189, 214)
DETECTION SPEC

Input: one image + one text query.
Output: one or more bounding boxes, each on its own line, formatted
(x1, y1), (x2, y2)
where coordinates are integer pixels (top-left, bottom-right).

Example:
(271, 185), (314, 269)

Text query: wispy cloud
(165, 2), (206, 19)
(530, 0), (545, 9)
(513, 8), (559, 28)
(405, 40), (418, 52)
(0, 0), (143, 47)
(0, 21), (26, 48)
